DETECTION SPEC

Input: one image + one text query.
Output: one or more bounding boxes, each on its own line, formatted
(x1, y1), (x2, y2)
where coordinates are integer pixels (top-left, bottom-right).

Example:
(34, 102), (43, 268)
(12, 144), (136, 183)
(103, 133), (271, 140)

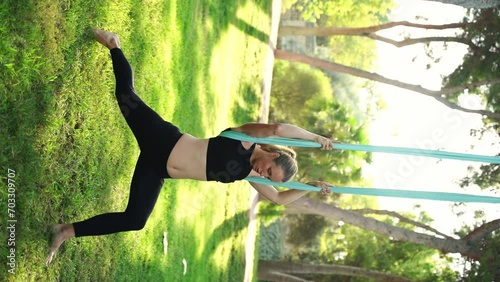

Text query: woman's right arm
(249, 182), (309, 206)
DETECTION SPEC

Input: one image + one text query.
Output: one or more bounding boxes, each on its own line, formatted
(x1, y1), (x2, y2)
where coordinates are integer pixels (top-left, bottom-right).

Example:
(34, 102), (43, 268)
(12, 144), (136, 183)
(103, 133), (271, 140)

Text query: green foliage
(258, 220), (284, 260)
(270, 60), (371, 184)
(293, 95), (371, 183)
(443, 8), (500, 121)
(284, 0), (394, 70)
(326, 34), (381, 70)
(286, 214), (329, 245)
(442, 8), (500, 205)
(258, 201), (286, 227)
(462, 232), (500, 281)
(270, 60), (333, 124)
(455, 223), (500, 281)
(279, 204), (457, 281)
(281, 0), (299, 12)
(316, 0), (395, 69)
(310, 217), (457, 281)
(293, 0), (394, 25)
(460, 161), (500, 190)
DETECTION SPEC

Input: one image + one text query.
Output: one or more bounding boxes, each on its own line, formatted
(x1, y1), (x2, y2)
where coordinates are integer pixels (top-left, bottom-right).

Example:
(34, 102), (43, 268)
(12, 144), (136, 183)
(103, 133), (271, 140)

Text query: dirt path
(243, 1), (281, 281)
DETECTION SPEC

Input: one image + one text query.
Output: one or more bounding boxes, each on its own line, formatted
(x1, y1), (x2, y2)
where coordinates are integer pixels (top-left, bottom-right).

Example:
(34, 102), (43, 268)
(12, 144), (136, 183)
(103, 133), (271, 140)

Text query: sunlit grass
(0, 0), (271, 281)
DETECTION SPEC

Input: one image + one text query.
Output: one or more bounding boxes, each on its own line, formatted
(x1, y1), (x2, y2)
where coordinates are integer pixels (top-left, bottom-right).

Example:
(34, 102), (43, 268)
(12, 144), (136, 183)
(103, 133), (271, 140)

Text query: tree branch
(366, 33), (475, 48)
(463, 219), (500, 243)
(259, 260), (415, 282)
(351, 208), (455, 240)
(440, 78), (500, 96)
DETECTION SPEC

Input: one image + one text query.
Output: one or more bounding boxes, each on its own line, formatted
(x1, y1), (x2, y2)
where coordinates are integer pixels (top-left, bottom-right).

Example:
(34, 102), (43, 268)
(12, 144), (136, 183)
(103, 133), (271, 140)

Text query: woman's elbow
(264, 194), (284, 205)
(260, 123), (282, 137)
(273, 123), (286, 136)
(271, 199), (284, 206)
(271, 194), (287, 206)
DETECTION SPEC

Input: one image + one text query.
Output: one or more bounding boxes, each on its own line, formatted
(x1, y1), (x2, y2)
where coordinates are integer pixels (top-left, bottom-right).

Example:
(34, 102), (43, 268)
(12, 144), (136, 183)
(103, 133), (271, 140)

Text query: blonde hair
(259, 144), (298, 182)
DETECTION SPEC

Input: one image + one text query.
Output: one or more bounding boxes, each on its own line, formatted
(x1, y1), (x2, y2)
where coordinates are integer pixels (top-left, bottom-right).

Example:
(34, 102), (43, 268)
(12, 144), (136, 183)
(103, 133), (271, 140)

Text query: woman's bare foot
(46, 224), (75, 266)
(93, 29), (121, 49)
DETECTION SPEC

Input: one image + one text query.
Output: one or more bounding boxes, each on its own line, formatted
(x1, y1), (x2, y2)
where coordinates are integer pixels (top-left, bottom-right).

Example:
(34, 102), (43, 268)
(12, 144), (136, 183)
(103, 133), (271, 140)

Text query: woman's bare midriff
(166, 134), (209, 180)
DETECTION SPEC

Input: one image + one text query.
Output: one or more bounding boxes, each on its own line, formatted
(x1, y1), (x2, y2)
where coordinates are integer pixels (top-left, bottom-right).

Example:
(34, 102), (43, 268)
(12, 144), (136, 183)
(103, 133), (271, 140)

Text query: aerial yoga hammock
(219, 131), (500, 204)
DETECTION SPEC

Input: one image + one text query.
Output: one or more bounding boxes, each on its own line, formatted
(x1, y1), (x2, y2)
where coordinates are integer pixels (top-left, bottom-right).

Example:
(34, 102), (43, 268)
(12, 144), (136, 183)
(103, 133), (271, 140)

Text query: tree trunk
(350, 208), (455, 240)
(257, 270), (313, 282)
(284, 197), (484, 260)
(366, 33), (475, 48)
(278, 21), (468, 37)
(274, 49), (500, 119)
(259, 260), (415, 282)
(463, 218), (500, 243)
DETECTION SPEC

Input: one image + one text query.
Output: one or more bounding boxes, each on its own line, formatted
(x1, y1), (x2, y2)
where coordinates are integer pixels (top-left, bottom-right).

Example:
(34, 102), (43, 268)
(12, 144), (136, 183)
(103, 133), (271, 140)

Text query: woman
(46, 30), (333, 265)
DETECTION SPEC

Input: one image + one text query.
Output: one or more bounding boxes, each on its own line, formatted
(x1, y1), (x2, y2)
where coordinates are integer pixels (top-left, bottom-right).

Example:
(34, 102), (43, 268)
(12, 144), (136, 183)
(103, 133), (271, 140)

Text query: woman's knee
(117, 89), (141, 117)
(127, 214), (149, 231)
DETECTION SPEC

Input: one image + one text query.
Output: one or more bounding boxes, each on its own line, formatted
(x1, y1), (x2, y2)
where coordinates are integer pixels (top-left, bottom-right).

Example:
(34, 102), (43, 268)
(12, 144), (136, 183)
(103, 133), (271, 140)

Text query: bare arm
(249, 180), (332, 206)
(249, 182), (309, 205)
(232, 123), (333, 149)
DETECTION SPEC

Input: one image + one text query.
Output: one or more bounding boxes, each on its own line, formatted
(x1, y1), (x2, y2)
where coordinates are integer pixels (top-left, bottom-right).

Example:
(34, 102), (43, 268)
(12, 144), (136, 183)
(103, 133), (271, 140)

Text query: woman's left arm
(232, 123), (333, 150)
(249, 180), (332, 206)
(275, 123), (333, 150)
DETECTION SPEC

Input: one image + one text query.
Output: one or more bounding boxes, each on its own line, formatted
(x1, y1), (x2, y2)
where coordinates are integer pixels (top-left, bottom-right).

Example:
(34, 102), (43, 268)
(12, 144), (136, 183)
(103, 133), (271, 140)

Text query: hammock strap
(219, 131), (500, 164)
(245, 177), (500, 203)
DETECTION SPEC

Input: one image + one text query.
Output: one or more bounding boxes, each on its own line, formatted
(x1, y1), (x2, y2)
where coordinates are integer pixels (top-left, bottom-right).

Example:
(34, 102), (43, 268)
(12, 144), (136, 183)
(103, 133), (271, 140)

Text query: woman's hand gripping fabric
(313, 135), (333, 150)
(306, 181), (333, 195)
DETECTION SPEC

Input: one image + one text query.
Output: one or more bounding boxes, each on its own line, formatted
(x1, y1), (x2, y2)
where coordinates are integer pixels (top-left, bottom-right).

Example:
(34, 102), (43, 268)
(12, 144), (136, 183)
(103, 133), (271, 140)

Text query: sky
(363, 0), (500, 235)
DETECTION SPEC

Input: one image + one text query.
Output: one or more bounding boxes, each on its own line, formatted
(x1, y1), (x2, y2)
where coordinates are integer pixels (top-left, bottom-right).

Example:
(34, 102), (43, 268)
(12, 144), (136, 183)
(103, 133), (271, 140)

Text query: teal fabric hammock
(220, 131), (500, 164)
(219, 131), (500, 203)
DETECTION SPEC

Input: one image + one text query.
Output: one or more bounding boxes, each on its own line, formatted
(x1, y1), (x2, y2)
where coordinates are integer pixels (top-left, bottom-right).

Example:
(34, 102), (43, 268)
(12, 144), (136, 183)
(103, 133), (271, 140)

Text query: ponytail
(259, 144), (298, 182)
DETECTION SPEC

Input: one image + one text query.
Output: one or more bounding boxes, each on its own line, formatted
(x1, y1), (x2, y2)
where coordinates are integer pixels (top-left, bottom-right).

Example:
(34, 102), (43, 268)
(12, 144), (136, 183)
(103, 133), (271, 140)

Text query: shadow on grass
(232, 83), (262, 125)
(109, 209), (250, 281)
(168, 0), (272, 133)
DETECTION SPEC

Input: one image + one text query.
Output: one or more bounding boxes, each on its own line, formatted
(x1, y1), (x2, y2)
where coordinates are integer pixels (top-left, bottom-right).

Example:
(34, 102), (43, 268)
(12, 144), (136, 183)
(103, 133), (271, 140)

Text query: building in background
(278, 8), (317, 54)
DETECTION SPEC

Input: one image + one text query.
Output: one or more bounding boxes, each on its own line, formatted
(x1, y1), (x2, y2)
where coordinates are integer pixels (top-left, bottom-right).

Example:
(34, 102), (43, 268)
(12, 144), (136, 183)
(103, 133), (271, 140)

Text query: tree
(278, 196), (457, 281)
(259, 196), (497, 280)
(258, 260), (415, 282)
(442, 8), (500, 122)
(291, 99), (370, 184)
(286, 197), (500, 260)
(287, 0), (394, 24)
(275, 49), (500, 119)
(278, 21), (467, 38)
(460, 160), (500, 190)
(270, 60), (372, 184)
(269, 61), (333, 124)
(277, 7), (500, 122)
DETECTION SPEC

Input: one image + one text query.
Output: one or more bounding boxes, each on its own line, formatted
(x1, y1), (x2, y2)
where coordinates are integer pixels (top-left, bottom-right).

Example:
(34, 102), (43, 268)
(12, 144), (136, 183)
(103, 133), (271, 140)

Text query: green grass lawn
(0, 0), (271, 281)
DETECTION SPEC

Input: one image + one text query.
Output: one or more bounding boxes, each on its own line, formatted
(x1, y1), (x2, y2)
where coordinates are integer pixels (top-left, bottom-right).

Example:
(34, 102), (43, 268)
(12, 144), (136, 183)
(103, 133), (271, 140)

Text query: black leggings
(73, 48), (182, 237)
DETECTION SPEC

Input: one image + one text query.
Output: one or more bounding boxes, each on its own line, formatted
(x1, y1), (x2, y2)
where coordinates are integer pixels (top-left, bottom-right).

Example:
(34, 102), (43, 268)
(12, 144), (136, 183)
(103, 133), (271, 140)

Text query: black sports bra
(206, 129), (256, 183)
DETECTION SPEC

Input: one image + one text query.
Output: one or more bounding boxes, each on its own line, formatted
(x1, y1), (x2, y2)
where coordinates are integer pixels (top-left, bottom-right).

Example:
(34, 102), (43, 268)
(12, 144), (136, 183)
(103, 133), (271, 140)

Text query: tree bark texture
(278, 21), (467, 37)
(425, 0), (500, 8)
(259, 260), (415, 282)
(284, 197), (485, 259)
